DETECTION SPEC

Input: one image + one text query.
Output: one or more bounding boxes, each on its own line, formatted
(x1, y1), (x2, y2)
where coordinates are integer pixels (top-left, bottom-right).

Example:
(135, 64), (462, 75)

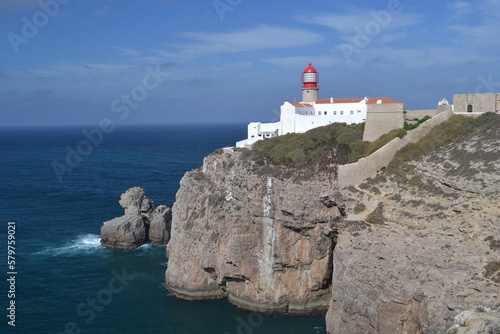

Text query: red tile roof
(290, 102), (313, 107)
(366, 98), (401, 104)
(315, 98), (401, 104)
(316, 98), (363, 104)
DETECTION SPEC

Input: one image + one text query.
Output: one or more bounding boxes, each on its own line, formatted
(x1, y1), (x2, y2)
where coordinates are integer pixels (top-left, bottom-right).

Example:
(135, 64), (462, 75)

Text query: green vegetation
(366, 202), (385, 225)
(347, 186), (360, 193)
(485, 235), (500, 251)
(244, 122), (407, 169)
(484, 261), (500, 284)
(403, 115), (431, 131)
(442, 328), (458, 334)
(386, 113), (500, 179)
(353, 202), (366, 214)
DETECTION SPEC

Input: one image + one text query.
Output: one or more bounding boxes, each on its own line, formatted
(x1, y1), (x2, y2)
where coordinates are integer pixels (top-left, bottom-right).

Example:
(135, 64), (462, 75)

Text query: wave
(34, 234), (103, 257)
(138, 243), (152, 250)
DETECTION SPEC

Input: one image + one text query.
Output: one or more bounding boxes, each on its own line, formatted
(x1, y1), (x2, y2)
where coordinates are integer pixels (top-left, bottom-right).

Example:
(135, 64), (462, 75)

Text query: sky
(0, 0), (499, 127)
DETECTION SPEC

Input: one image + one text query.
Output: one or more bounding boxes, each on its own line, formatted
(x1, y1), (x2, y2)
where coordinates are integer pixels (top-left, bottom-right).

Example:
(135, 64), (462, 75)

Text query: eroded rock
(165, 151), (342, 314)
(101, 187), (172, 250)
(149, 205), (172, 245)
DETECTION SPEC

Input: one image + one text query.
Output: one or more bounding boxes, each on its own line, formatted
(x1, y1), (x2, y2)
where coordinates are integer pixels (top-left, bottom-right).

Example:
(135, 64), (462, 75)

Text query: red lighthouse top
(302, 62), (319, 88)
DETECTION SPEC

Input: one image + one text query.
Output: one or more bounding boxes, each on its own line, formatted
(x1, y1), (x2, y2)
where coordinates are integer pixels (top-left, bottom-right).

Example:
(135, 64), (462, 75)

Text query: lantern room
(301, 62), (320, 103)
(302, 63), (319, 88)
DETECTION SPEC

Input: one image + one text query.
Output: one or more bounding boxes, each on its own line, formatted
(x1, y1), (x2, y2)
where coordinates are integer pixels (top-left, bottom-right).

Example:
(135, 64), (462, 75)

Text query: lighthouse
(235, 62), (404, 148)
(301, 62), (319, 103)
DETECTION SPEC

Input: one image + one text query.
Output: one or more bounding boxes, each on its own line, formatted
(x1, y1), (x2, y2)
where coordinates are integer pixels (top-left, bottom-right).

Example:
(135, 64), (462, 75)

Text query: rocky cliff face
(326, 122), (500, 333)
(101, 187), (172, 249)
(164, 114), (499, 331)
(165, 151), (343, 314)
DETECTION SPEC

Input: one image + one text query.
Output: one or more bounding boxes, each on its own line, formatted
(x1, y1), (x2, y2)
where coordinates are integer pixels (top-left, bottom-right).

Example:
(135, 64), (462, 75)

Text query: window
(350, 110), (354, 114)
(357, 110), (361, 113)
(334, 111), (337, 115)
(324, 111), (327, 115)
(340, 111), (344, 115)
(467, 104), (473, 113)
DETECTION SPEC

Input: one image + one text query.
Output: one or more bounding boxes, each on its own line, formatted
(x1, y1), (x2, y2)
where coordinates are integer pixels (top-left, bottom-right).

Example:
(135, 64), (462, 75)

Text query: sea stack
(101, 187), (172, 250)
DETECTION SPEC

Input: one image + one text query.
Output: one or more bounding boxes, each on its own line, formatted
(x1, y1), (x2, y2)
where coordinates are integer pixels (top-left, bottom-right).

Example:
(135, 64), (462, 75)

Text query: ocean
(0, 124), (326, 334)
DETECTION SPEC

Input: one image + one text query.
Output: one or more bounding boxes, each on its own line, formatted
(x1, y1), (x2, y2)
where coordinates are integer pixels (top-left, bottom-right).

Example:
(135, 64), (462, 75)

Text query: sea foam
(35, 234), (102, 257)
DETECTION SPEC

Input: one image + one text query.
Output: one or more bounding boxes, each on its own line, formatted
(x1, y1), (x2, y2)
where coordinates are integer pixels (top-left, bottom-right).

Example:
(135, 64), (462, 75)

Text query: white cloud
(299, 11), (424, 34)
(446, 1), (474, 18)
(173, 25), (324, 56)
(7, 63), (135, 85)
(343, 45), (494, 69)
(378, 32), (408, 45)
(111, 46), (142, 57)
(308, 0), (499, 69)
(449, 23), (500, 46)
(263, 55), (342, 68)
(447, 0), (500, 47)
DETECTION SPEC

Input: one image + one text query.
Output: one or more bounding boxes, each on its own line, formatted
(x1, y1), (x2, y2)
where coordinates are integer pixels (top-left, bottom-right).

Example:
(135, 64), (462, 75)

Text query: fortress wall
(338, 110), (454, 188)
(362, 103), (405, 142)
(405, 109), (438, 120)
(454, 93), (498, 113)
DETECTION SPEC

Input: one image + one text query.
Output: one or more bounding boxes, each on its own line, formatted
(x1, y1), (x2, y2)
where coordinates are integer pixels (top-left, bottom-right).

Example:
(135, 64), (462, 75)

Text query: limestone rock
(443, 306), (500, 334)
(326, 123), (500, 333)
(100, 215), (147, 250)
(165, 151), (342, 314)
(119, 187), (155, 217)
(149, 205), (172, 245)
(101, 187), (172, 250)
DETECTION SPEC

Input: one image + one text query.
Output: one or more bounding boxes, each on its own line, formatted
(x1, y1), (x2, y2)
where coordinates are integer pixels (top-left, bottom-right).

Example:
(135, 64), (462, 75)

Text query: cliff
(165, 113), (499, 331)
(326, 114), (500, 333)
(165, 151), (343, 314)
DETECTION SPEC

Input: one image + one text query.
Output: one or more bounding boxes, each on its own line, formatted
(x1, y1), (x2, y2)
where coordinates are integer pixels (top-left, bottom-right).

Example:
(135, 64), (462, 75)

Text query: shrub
(408, 175), (422, 187)
(403, 115), (431, 131)
(390, 193), (402, 201)
(347, 186), (359, 193)
(247, 122), (408, 169)
(366, 202), (385, 224)
(353, 203), (366, 214)
(484, 262), (500, 284)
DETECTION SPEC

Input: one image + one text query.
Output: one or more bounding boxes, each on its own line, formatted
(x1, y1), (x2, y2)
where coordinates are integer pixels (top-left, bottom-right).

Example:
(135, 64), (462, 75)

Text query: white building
(236, 63), (402, 147)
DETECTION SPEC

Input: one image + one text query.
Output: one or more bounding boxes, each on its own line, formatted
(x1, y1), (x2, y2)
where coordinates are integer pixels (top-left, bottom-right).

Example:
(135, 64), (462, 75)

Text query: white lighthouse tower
(301, 62), (319, 103)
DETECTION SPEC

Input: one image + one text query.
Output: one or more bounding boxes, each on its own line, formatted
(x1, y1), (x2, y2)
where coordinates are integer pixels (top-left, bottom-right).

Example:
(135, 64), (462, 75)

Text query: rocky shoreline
(100, 114), (500, 332)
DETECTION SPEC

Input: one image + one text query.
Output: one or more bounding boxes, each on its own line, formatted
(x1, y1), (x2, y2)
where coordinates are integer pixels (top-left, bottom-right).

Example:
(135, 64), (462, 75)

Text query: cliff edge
(165, 150), (343, 314)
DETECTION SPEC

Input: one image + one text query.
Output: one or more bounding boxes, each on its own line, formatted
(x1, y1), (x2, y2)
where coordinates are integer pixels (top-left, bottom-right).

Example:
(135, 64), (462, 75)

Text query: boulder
(149, 205), (172, 245)
(100, 187), (172, 250)
(100, 215), (147, 250)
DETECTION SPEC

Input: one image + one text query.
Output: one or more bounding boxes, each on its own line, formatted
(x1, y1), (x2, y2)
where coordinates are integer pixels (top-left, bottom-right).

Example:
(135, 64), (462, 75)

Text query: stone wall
(453, 93), (499, 113)
(405, 109), (438, 120)
(362, 103), (405, 142)
(338, 109), (454, 188)
(438, 104), (453, 113)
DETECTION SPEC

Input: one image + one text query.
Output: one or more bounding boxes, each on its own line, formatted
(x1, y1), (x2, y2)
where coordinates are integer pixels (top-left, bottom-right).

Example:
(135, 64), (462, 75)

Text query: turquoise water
(0, 125), (326, 334)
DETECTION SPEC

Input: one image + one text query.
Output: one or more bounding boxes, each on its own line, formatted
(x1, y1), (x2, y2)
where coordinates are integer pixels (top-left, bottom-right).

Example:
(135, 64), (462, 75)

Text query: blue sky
(1, 0), (499, 126)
